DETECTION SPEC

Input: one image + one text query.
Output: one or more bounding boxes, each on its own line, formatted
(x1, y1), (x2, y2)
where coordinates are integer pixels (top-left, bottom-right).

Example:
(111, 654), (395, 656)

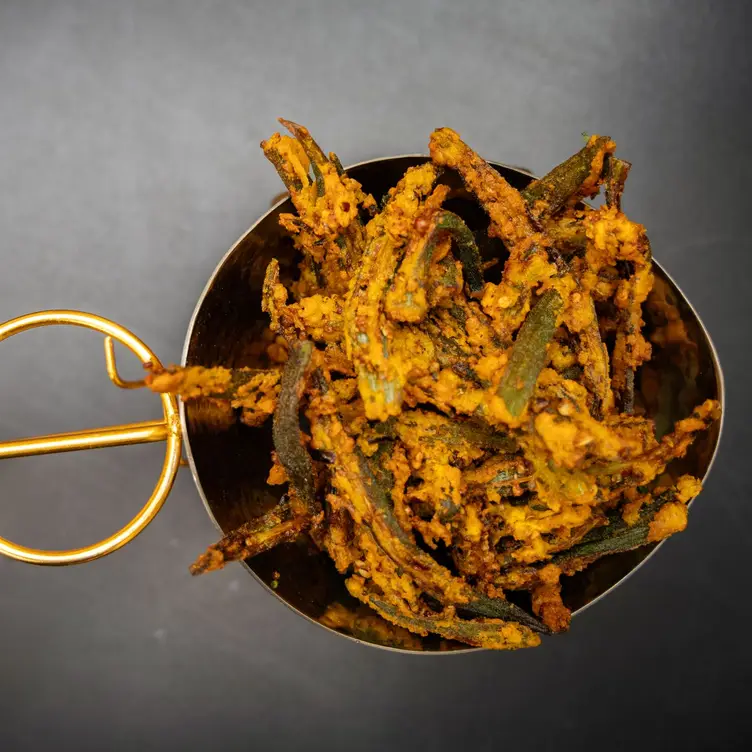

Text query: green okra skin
(279, 118), (329, 167)
(497, 289), (563, 417)
(522, 135), (614, 221)
(552, 489), (675, 564)
(329, 152), (346, 176)
(433, 211), (485, 294)
(367, 598), (541, 649)
(263, 145), (304, 192)
(604, 155), (632, 212)
(310, 160), (326, 197)
(387, 210), (484, 324)
(279, 119), (330, 196)
(272, 341), (316, 512)
(363, 439), (397, 493)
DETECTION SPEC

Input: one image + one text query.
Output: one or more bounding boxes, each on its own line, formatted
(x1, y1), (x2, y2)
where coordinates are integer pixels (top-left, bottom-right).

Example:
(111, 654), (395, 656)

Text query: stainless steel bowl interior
(181, 156), (723, 653)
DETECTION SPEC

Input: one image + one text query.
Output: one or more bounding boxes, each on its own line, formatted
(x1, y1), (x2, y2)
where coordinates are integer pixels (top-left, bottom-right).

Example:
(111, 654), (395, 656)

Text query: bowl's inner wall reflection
(184, 157), (721, 652)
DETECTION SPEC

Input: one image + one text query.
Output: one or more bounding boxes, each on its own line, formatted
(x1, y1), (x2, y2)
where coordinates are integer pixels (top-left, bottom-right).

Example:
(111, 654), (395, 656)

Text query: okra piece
(552, 489), (676, 565)
(329, 152), (346, 176)
(344, 163), (440, 420)
(434, 211), (484, 293)
(273, 341), (316, 512)
(577, 295), (613, 418)
(429, 127), (538, 251)
(497, 289), (563, 416)
(396, 409), (517, 454)
(522, 135), (615, 221)
(604, 155), (632, 212)
(386, 211), (483, 322)
(363, 439), (397, 493)
(279, 119), (331, 197)
(620, 368), (635, 415)
(387, 210), (484, 322)
(367, 598), (541, 650)
(279, 118), (329, 167)
(262, 144), (304, 192)
(146, 365), (280, 406)
(189, 497), (309, 576)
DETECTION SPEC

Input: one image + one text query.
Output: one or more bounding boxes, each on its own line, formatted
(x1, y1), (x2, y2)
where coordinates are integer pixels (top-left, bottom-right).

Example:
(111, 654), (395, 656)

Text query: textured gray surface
(0, 0), (750, 749)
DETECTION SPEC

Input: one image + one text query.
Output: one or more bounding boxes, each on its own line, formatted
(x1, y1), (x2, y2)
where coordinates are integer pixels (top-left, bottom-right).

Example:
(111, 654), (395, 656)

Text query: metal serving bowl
(180, 155), (724, 653)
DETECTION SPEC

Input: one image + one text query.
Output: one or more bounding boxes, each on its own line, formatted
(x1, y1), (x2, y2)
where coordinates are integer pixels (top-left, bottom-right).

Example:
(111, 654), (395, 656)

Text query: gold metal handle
(0, 310), (182, 566)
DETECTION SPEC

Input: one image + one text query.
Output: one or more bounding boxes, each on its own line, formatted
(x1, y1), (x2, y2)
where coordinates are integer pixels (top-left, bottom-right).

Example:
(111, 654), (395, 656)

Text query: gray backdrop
(1, 1), (750, 750)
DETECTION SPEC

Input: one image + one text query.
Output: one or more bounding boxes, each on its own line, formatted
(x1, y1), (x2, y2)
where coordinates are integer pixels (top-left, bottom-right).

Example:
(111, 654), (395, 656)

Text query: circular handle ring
(0, 310), (182, 565)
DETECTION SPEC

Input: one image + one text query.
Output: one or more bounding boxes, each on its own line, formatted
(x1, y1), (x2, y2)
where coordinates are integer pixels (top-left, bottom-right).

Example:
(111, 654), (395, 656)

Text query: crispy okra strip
(429, 127), (539, 250)
(463, 455), (533, 499)
(396, 409), (517, 454)
(530, 564), (571, 633)
(189, 496), (309, 576)
(279, 118), (328, 166)
(272, 341), (316, 511)
(577, 295), (614, 418)
(613, 294), (648, 414)
(552, 488), (682, 565)
(620, 368), (636, 415)
(344, 163), (443, 420)
(582, 205), (653, 403)
(263, 142), (306, 192)
(329, 152), (346, 176)
(591, 399), (721, 481)
(279, 118), (329, 196)
(492, 479), (701, 591)
(386, 210), (484, 323)
(262, 258), (289, 336)
(522, 135), (615, 221)
(604, 155), (632, 212)
(146, 365), (280, 410)
(365, 596), (541, 650)
(497, 289), (563, 416)
(262, 121), (375, 293)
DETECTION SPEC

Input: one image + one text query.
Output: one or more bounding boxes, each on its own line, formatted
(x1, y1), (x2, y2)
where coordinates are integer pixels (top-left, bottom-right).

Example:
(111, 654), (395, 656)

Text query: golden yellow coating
(174, 121), (721, 651)
(583, 205), (653, 391)
(647, 502), (688, 543)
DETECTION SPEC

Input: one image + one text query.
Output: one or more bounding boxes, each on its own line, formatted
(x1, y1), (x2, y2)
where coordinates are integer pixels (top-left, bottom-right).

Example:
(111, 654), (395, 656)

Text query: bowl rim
(179, 154), (726, 655)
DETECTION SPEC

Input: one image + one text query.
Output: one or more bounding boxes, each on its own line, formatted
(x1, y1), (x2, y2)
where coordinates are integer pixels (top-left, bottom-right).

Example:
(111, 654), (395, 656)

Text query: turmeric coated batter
(148, 121), (720, 650)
